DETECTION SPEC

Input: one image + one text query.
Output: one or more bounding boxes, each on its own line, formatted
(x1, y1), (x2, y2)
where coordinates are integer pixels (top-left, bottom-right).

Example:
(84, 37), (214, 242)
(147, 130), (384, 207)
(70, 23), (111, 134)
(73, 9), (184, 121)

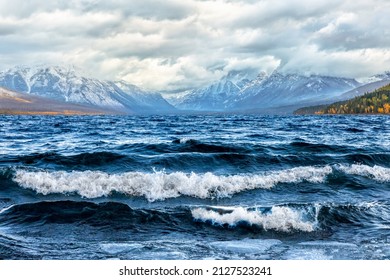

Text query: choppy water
(0, 114), (390, 260)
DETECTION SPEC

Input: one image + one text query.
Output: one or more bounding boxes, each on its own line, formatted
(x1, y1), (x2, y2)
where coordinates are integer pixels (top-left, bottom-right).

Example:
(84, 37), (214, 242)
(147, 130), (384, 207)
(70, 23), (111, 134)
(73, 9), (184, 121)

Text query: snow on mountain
(113, 80), (174, 112)
(0, 65), (175, 114)
(234, 71), (361, 110)
(0, 86), (111, 115)
(238, 71), (268, 92)
(3, 65), (385, 114)
(339, 71), (390, 100)
(356, 71), (390, 84)
(169, 70), (361, 112)
(168, 71), (253, 111)
(169, 79), (240, 111)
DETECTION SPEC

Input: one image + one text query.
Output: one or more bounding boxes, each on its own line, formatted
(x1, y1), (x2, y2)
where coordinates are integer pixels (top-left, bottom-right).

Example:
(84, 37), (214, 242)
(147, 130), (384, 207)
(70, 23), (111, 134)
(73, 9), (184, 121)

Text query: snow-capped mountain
(0, 87), (111, 115)
(168, 71), (255, 111)
(171, 70), (361, 112)
(234, 71), (361, 110)
(357, 71), (390, 85)
(168, 79), (240, 111)
(338, 71), (390, 100)
(0, 65), (175, 113)
(113, 81), (174, 112)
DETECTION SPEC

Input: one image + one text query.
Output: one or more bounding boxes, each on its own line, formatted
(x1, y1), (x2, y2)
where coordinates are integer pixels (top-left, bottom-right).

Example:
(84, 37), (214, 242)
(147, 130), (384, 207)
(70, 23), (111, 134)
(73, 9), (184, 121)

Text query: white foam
(191, 206), (316, 232)
(179, 137), (192, 144)
(338, 164), (390, 182)
(13, 166), (332, 202)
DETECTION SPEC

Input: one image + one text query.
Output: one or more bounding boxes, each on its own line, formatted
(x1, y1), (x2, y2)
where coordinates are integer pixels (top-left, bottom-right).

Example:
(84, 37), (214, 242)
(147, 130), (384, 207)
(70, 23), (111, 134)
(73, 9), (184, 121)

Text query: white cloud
(0, 0), (390, 91)
(280, 45), (390, 79)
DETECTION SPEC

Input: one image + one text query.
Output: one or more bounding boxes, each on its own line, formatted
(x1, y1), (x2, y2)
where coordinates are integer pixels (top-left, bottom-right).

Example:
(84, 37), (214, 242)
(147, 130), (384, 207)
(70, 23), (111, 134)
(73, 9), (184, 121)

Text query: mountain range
(0, 87), (110, 115)
(166, 71), (252, 111)
(1, 65), (390, 115)
(0, 66), (175, 114)
(167, 71), (363, 113)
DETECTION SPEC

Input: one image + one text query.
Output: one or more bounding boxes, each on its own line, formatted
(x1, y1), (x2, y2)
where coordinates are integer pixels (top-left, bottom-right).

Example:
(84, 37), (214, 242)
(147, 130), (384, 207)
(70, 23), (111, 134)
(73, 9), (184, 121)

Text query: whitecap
(338, 164), (390, 182)
(191, 206), (316, 232)
(13, 166), (332, 202)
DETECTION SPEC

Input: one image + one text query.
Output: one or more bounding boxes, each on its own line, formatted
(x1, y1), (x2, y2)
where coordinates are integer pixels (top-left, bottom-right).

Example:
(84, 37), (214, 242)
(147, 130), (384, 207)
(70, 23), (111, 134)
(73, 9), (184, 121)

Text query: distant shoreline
(0, 110), (106, 116)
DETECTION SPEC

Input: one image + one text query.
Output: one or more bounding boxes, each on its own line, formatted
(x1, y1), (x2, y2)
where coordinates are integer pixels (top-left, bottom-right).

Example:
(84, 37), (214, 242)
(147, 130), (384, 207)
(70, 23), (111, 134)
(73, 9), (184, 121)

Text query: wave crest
(191, 206), (316, 232)
(338, 164), (390, 182)
(13, 166), (332, 201)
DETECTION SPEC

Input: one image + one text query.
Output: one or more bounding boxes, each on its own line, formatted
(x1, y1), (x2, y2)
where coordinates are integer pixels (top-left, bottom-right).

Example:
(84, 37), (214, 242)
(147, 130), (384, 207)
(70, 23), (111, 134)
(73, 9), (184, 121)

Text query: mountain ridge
(0, 87), (112, 115)
(0, 65), (176, 114)
(170, 70), (362, 113)
(2, 65), (390, 115)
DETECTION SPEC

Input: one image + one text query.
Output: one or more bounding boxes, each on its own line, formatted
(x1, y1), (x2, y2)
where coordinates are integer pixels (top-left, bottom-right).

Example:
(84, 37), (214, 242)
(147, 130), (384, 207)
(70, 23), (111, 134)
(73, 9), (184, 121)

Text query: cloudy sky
(0, 0), (390, 92)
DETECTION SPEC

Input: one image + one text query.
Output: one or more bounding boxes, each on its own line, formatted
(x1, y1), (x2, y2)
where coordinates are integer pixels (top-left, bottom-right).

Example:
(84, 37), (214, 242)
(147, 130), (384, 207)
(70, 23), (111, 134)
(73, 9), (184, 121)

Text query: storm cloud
(0, 0), (389, 91)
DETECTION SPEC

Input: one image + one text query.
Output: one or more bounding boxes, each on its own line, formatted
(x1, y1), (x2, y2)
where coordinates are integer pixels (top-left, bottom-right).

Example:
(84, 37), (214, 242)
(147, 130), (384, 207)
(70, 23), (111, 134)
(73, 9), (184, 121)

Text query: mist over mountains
(1, 65), (389, 115)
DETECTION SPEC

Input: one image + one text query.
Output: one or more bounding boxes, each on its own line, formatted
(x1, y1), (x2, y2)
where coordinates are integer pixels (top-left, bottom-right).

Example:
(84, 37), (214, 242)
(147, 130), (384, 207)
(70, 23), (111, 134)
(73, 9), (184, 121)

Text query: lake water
(0, 114), (389, 259)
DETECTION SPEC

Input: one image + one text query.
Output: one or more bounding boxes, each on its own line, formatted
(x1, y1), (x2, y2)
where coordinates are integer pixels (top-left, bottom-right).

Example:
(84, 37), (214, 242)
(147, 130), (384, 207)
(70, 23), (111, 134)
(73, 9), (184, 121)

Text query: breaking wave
(191, 201), (388, 233)
(191, 206), (317, 232)
(8, 163), (390, 202)
(13, 166), (332, 201)
(2, 114), (390, 260)
(1, 200), (386, 235)
(337, 164), (390, 182)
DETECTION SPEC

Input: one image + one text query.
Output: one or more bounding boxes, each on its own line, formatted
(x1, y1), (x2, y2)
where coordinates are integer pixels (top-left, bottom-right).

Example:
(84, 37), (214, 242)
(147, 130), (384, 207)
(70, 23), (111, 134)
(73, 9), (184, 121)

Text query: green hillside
(317, 84), (390, 114)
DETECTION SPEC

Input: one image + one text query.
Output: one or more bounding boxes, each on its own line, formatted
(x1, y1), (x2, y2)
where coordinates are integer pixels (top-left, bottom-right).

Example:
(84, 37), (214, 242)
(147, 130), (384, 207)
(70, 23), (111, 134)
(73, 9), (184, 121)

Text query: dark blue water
(0, 114), (390, 260)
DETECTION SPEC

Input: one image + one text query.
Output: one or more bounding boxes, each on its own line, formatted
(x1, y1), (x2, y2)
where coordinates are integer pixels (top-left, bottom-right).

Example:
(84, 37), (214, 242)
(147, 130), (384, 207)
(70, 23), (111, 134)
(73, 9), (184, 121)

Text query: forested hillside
(318, 84), (390, 114)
